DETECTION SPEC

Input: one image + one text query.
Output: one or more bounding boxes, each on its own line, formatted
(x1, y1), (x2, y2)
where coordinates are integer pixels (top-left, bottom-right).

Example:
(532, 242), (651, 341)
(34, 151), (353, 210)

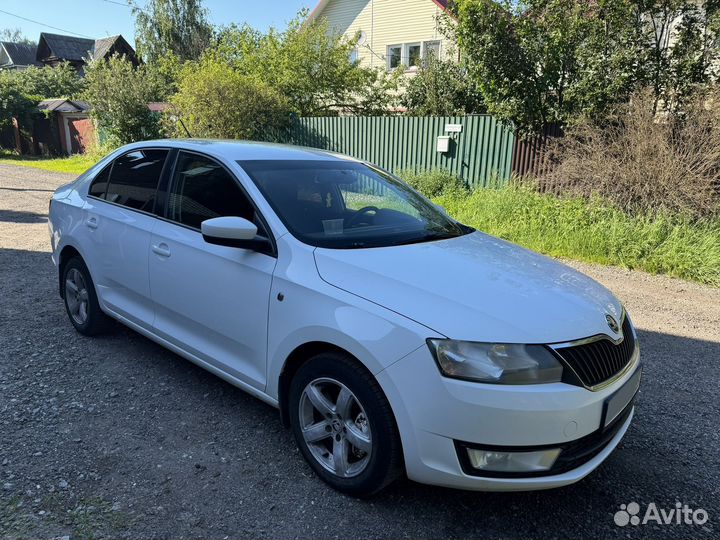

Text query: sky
(0, 0), (314, 44)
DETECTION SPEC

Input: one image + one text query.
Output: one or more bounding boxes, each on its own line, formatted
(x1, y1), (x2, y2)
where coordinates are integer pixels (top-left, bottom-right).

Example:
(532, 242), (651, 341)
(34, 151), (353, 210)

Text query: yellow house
(307, 0), (455, 72)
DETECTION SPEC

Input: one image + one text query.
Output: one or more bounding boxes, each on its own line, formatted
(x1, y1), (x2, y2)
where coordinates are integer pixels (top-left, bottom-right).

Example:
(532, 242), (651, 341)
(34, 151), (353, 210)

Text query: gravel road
(1, 163), (718, 539)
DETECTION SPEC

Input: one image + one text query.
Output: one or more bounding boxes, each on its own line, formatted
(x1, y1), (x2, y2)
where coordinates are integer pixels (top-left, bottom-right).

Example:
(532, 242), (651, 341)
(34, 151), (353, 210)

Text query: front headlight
(427, 339), (563, 384)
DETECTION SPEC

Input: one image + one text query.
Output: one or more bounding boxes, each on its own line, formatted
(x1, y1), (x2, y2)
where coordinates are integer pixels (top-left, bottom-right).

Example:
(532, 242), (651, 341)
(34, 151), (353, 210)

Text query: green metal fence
(283, 115), (516, 188)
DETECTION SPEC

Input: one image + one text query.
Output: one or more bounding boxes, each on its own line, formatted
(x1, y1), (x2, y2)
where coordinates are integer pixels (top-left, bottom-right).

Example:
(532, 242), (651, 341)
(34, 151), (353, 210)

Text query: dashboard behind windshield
(238, 159), (470, 249)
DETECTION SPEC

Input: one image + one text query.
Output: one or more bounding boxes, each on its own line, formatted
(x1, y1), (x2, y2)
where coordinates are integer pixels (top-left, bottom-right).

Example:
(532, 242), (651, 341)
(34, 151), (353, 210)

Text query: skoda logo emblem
(606, 314), (620, 333)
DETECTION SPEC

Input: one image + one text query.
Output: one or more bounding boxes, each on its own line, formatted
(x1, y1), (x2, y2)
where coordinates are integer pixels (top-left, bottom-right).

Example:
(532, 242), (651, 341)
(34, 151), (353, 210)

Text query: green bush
(211, 14), (400, 116)
(402, 57), (484, 116)
(85, 139), (120, 163)
(397, 169), (468, 198)
(16, 63), (85, 99)
(435, 185), (720, 286)
(82, 56), (168, 146)
(0, 71), (38, 129)
(170, 58), (291, 140)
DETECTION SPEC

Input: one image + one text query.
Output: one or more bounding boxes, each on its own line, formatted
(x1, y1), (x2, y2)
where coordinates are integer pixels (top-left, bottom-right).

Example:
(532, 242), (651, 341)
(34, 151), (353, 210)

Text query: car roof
(125, 139), (357, 163)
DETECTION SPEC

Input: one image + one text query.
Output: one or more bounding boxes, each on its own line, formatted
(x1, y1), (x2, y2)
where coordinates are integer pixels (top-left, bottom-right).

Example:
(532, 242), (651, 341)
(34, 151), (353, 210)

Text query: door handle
(85, 217), (98, 229)
(152, 243), (171, 258)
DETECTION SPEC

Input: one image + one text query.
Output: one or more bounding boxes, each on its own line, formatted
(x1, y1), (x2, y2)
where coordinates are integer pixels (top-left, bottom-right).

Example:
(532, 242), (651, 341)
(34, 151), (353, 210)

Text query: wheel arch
(58, 244), (83, 299)
(277, 341), (356, 427)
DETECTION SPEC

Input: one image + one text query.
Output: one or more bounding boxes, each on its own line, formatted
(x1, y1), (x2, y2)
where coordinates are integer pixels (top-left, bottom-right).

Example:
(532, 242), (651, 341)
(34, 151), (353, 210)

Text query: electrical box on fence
(436, 136), (451, 153)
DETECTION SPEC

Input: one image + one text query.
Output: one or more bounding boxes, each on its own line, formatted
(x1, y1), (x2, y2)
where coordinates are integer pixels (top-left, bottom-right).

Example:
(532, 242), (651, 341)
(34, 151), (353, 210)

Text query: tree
(0, 28), (33, 44)
(151, 51), (183, 98)
(0, 71), (37, 128)
(131, 0), (214, 62)
(16, 63), (85, 99)
(82, 55), (169, 145)
(454, 0), (720, 133)
(455, 0), (605, 133)
(210, 13), (399, 116)
(0, 62), (85, 131)
(640, 0), (720, 113)
(170, 58), (292, 140)
(562, 1), (646, 121)
(402, 57), (485, 115)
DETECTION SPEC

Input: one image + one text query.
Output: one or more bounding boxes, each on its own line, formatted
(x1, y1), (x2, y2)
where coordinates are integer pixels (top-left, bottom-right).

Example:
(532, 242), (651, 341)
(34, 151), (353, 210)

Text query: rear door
(148, 151), (277, 390)
(83, 148), (170, 330)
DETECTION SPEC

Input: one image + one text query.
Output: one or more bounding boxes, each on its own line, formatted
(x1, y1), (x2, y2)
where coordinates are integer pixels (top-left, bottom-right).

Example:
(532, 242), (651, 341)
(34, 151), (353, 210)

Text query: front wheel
(288, 353), (403, 497)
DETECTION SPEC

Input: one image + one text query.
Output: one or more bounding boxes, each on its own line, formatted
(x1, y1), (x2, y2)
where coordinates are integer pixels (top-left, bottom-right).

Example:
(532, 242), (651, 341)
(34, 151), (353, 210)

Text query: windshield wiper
(388, 231), (457, 247)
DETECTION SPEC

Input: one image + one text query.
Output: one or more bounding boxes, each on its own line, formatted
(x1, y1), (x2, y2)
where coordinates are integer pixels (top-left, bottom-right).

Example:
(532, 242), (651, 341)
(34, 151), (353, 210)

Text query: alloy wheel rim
(299, 377), (372, 478)
(65, 268), (89, 325)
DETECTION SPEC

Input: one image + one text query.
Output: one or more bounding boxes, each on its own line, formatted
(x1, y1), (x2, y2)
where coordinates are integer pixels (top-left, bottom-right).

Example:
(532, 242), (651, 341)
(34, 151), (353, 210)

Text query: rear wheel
(62, 257), (112, 336)
(288, 352), (403, 497)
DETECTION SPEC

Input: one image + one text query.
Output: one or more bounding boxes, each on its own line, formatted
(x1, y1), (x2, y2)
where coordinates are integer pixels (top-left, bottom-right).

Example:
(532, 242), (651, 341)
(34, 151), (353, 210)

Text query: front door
(148, 151), (277, 390)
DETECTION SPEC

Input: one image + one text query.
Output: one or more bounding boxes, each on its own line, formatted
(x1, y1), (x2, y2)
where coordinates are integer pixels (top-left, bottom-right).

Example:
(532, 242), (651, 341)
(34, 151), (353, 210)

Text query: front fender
(265, 236), (434, 400)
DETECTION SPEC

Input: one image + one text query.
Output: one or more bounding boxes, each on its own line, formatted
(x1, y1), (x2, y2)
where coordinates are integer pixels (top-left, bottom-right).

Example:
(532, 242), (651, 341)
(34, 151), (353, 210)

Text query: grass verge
(0, 153), (96, 175)
(435, 185), (720, 287)
(0, 154), (715, 285)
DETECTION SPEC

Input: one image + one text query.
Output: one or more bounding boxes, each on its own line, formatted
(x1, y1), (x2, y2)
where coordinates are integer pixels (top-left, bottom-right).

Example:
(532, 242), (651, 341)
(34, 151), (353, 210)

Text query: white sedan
(48, 140), (641, 496)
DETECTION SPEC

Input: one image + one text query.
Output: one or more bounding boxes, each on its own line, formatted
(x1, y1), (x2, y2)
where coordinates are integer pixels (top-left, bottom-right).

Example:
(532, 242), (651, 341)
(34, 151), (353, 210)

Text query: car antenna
(179, 118), (193, 138)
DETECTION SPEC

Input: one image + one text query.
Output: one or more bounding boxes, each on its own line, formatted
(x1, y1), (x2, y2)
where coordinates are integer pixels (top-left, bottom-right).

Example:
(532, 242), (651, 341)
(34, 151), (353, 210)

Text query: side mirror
(202, 216), (257, 240)
(434, 203), (447, 214)
(201, 216), (272, 255)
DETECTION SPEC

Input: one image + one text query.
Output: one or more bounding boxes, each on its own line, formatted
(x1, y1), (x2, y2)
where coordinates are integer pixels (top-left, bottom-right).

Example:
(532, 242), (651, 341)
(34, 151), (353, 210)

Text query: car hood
(313, 231), (623, 343)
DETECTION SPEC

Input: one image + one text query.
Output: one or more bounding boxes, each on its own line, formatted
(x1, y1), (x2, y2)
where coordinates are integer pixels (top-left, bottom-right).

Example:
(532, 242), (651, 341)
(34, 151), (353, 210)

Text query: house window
(406, 43), (422, 68)
(423, 40), (441, 64)
(387, 41), (442, 71)
(349, 47), (359, 64)
(387, 45), (402, 70)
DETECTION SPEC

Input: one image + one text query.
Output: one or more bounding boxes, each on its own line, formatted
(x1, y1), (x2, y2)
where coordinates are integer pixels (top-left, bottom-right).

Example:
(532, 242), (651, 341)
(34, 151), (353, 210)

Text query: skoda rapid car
(49, 140), (641, 496)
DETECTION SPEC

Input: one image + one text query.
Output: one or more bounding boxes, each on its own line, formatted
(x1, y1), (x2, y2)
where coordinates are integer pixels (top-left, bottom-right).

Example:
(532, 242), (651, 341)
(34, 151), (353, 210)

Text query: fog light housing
(466, 447), (561, 473)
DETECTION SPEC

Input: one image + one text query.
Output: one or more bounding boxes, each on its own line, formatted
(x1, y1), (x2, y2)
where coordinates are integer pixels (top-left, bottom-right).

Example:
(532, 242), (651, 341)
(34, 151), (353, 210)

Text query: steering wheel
(345, 206), (379, 228)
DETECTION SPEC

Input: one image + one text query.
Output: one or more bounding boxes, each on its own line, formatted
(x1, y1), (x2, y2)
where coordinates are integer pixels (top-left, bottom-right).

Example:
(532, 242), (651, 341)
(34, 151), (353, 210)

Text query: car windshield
(239, 159), (471, 249)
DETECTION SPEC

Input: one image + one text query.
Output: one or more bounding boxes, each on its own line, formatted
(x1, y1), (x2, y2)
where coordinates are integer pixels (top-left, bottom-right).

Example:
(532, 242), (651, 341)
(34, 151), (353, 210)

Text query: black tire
(61, 256), (112, 336)
(288, 352), (403, 497)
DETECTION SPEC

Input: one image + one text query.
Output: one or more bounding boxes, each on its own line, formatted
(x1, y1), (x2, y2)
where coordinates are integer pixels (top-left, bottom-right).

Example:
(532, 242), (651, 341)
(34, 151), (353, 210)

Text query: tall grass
(435, 185), (720, 286)
(398, 168), (468, 197)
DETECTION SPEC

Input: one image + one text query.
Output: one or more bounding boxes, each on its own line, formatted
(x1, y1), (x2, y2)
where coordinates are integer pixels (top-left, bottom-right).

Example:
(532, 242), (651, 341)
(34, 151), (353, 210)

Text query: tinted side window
(168, 152), (256, 230)
(106, 149), (168, 211)
(88, 164), (111, 199)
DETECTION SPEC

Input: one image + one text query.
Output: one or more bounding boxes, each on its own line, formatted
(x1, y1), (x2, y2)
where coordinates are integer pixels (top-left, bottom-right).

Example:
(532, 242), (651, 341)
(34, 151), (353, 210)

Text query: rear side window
(88, 164), (111, 199)
(168, 152), (256, 230)
(106, 149), (169, 212)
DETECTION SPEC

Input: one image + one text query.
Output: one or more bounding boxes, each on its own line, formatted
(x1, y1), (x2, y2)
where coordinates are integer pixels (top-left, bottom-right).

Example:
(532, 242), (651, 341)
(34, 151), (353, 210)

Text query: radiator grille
(552, 316), (636, 388)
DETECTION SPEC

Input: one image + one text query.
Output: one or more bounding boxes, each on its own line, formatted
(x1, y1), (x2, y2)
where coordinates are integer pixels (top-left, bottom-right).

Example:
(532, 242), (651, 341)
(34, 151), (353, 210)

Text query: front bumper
(376, 345), (640, 491)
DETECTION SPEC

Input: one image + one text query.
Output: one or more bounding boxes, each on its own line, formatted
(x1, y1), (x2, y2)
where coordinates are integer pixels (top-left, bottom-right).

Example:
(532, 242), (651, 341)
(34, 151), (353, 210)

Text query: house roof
(37, 33), (95, 62)
(308, 0), (449, 21)
(37, 99), (90, 113)
(36, 32), (138, 65)
(0, 41), (41, 67)
(36, 99), (165, 114)
(92, 36), (120, 60)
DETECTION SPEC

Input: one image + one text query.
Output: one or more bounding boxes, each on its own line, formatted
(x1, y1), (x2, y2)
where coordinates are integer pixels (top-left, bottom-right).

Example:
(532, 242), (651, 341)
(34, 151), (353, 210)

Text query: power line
(101, 0), (148, 17)
(0, 8), (93, 38)
(101, 0), (132, 7)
